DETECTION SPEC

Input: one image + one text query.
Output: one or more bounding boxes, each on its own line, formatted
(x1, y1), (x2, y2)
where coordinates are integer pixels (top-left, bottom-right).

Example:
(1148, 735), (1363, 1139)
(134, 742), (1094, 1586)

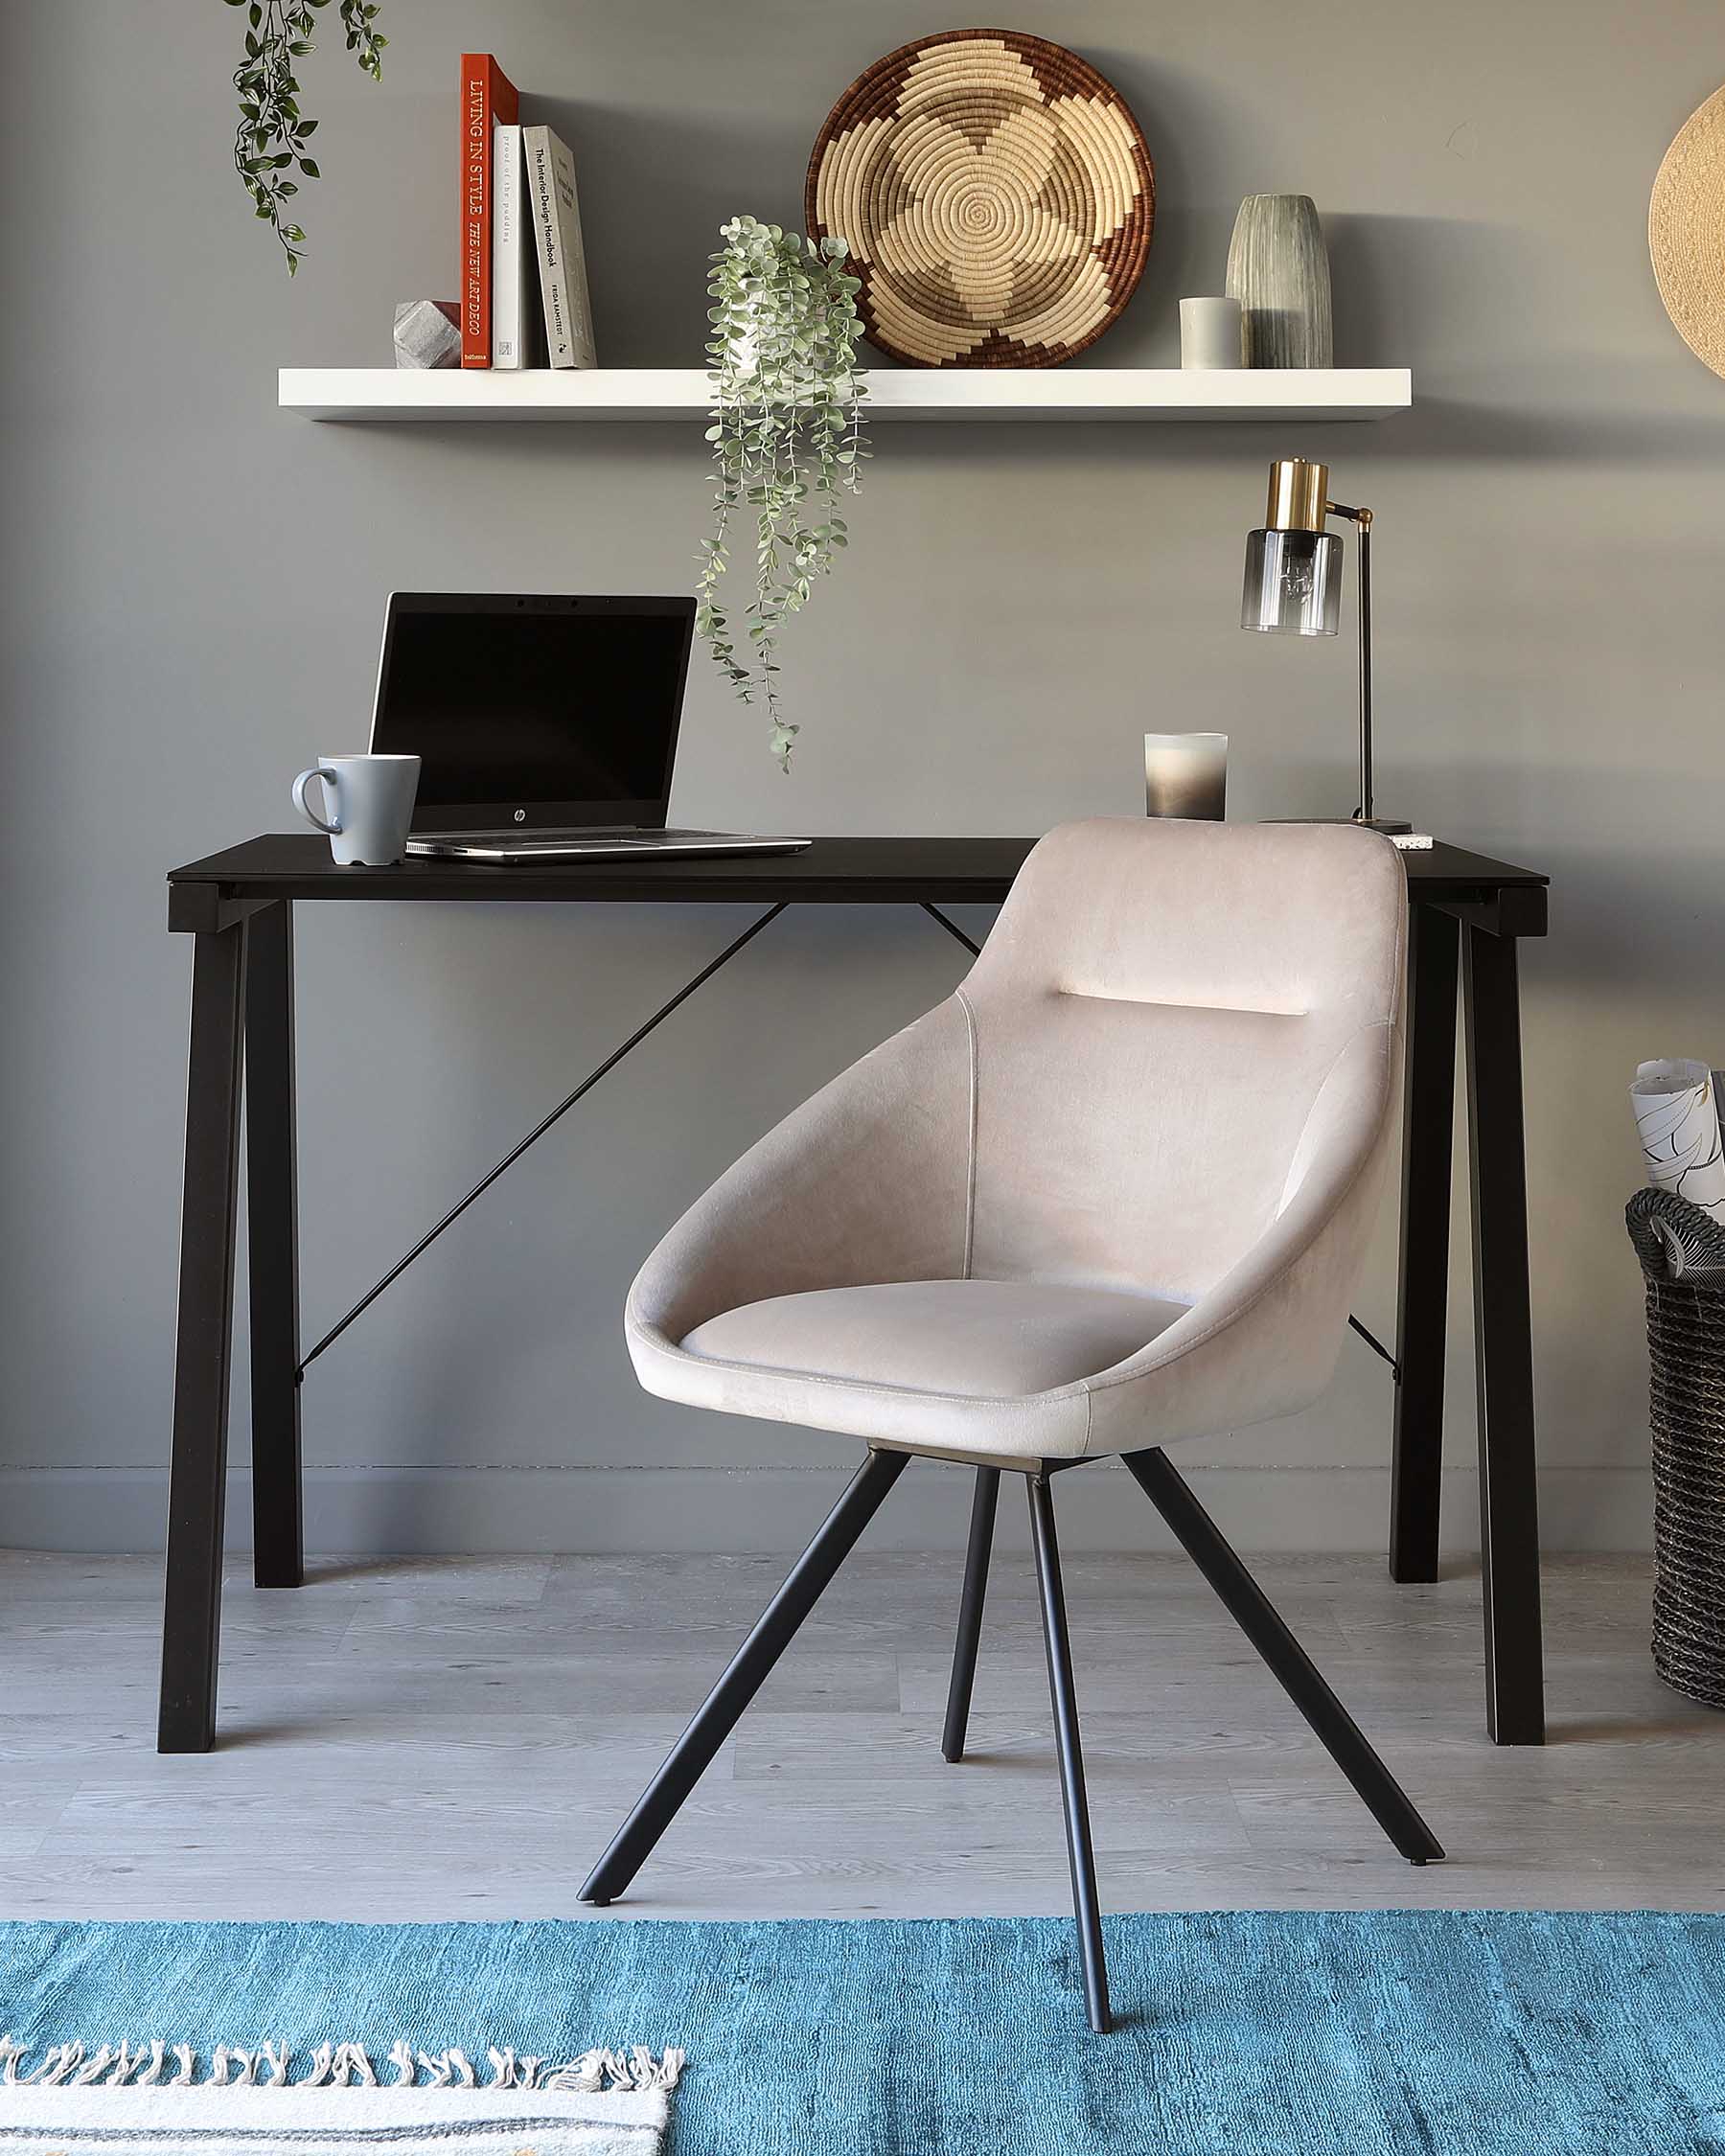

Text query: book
(523, 125), (598, 370)
(459, 53), (518, 369)
(490, 125), (541, 369)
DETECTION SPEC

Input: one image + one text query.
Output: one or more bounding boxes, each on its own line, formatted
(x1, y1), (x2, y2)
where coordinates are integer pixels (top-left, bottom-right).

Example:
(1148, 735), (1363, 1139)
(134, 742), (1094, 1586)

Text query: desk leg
(1390, 906), (1459, 1583)
(1461, 925), (1546, 1745)
(158, 923), (247, 1753)
(246, 902), (303, 1589)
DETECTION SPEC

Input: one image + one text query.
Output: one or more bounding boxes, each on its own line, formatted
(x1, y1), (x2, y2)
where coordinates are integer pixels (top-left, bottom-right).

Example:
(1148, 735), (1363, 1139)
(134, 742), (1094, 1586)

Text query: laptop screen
(371, 593), (697, 831)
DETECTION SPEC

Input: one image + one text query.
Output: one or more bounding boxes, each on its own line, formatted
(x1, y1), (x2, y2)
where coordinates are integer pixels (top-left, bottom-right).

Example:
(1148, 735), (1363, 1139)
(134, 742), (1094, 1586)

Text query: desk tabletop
(167, 832), (1550, 934)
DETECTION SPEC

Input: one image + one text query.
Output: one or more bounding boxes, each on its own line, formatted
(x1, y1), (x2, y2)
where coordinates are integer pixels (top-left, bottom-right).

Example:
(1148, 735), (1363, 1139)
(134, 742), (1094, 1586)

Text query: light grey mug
(291, 753), (421, 866)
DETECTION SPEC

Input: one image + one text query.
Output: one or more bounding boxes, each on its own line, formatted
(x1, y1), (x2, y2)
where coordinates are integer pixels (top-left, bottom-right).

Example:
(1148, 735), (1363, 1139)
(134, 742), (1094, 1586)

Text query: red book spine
(459, 54), (519, 369)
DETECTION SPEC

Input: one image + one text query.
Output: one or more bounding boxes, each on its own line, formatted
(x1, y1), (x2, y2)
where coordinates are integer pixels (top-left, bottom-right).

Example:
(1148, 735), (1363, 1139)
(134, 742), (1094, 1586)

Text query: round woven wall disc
(806, 28), (1154, 368)
(1650, 80), (1725, 379)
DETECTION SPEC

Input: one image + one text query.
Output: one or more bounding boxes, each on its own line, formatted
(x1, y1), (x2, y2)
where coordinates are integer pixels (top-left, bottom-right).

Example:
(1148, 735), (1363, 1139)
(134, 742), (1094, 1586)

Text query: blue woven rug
(3, 1913), (1722, 2154)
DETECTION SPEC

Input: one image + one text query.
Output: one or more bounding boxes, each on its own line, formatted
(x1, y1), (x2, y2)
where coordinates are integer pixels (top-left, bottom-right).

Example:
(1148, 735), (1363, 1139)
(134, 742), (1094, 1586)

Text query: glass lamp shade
(1241, 526), (1343, 636)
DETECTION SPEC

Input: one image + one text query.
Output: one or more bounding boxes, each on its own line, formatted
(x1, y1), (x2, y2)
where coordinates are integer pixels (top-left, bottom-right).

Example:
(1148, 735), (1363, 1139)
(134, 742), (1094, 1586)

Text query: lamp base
(1266, 814), (1414, 836)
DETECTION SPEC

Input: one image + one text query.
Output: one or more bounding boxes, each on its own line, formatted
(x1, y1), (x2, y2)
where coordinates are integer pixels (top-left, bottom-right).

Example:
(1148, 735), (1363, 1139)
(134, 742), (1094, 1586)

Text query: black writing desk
(157, 834), (1550, 1751)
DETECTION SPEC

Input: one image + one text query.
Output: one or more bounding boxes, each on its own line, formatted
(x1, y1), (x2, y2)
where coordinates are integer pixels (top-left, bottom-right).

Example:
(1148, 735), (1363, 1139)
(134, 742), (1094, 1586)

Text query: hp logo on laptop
(515, 809), (526, 822)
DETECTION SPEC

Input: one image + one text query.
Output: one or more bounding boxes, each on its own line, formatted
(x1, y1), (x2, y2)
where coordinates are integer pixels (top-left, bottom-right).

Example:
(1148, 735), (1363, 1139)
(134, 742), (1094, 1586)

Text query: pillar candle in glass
(1144, 733), (1229, 819)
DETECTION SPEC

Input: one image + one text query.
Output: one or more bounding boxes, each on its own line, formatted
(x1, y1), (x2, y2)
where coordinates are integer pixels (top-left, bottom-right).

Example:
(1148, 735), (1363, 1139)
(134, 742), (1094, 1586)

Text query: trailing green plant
(697, 217), (869, 768)
(225, 0), (384, 273)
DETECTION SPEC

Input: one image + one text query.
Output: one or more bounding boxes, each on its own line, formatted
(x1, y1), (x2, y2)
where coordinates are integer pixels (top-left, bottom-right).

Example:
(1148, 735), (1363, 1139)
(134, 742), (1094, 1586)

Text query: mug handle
(291, 767), (342, 836)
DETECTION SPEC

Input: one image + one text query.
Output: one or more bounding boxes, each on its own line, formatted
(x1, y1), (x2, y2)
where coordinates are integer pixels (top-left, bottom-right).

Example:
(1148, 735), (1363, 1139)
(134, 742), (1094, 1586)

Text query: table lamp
(1241, 458), (1410, 833)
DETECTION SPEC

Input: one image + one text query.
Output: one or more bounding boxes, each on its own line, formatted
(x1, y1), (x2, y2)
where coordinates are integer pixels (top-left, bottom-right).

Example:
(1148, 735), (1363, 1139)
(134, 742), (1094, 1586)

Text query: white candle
(1145, 733), (1229, 820)
(1179, 296), (1243, 371)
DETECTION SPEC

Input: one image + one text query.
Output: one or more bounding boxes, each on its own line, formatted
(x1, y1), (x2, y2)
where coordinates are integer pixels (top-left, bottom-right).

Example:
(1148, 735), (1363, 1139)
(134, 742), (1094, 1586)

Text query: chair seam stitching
(956, 987), (978, 1281)
(639, 1330), (1055, 1416)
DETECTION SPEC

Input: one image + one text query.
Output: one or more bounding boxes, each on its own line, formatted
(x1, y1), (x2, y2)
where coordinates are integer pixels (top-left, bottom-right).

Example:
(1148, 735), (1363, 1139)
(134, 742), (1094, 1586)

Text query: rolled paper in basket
(1631, 1059), (1725, 1224)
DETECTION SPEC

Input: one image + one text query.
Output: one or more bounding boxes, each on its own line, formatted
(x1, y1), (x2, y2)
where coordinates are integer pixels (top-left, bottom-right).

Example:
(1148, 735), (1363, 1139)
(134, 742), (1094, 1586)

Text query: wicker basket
(1626, 1185), (1725, 1709)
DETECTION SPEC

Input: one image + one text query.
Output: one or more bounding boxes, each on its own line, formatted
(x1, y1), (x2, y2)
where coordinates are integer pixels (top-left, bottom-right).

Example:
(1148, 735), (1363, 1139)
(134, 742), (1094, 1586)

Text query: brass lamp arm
(1324, 502), (1375, 822)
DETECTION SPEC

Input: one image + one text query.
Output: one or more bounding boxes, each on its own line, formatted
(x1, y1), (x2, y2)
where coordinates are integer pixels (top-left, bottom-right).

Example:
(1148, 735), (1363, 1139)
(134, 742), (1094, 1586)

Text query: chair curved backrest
(629, 817), (1405, 1368)
(955, 817), (1406, 1302)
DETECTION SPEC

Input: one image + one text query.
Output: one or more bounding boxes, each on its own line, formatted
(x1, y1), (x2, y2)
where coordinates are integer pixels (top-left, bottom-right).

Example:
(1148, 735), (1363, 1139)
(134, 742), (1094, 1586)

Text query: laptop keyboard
(462, 828), (709, 847)
(590, 830), (712, 848)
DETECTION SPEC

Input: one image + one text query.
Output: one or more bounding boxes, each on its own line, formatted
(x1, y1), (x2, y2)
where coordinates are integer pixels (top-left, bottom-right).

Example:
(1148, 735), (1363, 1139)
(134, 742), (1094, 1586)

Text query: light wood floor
(1, 1549), (1720, 1921)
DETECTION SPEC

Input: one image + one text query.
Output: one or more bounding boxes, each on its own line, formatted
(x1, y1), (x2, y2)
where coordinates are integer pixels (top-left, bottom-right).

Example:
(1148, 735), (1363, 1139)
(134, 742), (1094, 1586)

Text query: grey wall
(5, 0), (1720, 1554)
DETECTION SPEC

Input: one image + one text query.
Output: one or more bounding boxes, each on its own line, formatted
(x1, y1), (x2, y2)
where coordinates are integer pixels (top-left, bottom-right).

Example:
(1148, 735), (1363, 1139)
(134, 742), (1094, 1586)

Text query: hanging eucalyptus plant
(224, 0), (385, 273)
(697, 217), (869, 768)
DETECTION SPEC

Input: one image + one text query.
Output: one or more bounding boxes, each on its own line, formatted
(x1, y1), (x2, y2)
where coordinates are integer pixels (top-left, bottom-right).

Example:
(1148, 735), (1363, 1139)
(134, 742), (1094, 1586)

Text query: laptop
(369, 591), (810, 861)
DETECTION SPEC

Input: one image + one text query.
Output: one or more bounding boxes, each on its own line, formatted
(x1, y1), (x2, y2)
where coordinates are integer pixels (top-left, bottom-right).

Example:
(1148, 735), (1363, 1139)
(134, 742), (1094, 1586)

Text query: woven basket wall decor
(805, 29), (1154, 368)
(1649, 80), (1725, 380)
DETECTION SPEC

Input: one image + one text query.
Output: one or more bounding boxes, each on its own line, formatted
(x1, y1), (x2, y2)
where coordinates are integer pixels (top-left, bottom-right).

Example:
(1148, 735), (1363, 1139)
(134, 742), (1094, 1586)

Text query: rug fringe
(0, 2037), (682, 2093)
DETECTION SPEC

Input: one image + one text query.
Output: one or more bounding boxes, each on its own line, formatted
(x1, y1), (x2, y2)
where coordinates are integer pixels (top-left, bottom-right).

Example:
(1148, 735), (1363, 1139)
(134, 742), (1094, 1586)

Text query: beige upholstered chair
(582, 817), (1443, 2030)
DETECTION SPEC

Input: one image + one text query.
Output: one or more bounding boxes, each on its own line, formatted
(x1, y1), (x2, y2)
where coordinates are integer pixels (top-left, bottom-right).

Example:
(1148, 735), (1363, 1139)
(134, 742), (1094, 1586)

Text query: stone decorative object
(393, 299), (462, 370)
(805, 29), (1154, 368)
(1179, 295), (1243, 369)
(1649, 80), (1725, 379)
(1225, 195), (1333, 368)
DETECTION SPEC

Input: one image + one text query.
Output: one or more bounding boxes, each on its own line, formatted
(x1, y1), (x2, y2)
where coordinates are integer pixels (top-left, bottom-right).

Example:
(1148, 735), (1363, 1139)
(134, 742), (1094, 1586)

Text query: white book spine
(525, 125), (597, 371)
(491, 125), (525, 370)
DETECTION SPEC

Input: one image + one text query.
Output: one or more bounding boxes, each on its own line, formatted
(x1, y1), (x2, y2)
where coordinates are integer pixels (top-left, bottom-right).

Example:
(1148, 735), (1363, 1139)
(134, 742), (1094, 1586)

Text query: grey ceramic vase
(1225, 195), (1333, 368)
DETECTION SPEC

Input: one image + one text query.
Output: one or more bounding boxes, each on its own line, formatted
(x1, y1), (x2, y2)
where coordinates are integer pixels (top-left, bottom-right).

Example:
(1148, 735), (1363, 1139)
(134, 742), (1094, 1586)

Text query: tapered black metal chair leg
(942, 1466), (1000, 1762)
(1027, 1474), (1113, 2034)
(1122, 1448), (1444, 1864)
(580, 1446), (908, 1906)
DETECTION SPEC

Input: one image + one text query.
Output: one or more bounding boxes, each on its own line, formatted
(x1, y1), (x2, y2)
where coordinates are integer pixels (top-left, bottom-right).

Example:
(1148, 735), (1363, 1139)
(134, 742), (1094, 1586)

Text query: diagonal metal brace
(920, 901), (982, 958)
(297, 903), (790, 1376)
(1348, 1313), (1401, 1384)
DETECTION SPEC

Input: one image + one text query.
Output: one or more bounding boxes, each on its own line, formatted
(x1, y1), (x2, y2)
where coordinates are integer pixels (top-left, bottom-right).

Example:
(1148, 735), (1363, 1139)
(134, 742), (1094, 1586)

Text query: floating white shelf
(279, 366), (1412, 424)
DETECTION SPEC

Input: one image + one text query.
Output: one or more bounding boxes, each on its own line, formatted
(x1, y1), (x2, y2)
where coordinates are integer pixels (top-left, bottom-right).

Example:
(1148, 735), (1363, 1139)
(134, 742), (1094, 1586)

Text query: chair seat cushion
(680, 1278), (1186, 1403)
